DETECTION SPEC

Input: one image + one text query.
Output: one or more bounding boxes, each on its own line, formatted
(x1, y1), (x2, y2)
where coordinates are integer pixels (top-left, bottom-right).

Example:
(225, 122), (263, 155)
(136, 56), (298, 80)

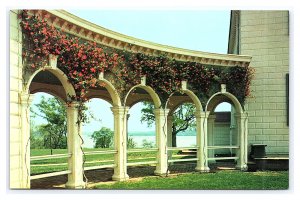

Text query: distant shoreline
(84, 130), (196, 137)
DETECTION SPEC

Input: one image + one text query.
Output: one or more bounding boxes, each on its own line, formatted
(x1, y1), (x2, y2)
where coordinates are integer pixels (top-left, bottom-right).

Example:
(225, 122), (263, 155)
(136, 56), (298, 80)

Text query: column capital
(154, 108), (169, 116)
(110, 106), (130, 115)
(208, 114), (216, 120)
(195, 111), (210, 118)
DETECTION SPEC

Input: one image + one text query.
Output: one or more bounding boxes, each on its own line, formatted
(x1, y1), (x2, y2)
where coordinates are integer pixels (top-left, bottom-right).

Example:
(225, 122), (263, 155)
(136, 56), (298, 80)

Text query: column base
(195, 166), (210, 173)
(154, 169), (170, 176)
(236, 164), (248, 171)
(65, 181), (86, 189)
(112, 174), (129, 181)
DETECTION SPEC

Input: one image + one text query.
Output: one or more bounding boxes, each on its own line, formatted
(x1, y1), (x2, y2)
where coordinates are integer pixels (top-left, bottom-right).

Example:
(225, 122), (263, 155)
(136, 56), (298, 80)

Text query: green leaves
(30, 96), (67, 150)
(91, 127), (114, 148)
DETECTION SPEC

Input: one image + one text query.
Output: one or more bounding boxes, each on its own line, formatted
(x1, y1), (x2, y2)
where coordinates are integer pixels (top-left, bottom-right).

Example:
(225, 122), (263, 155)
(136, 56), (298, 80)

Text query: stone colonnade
(22, 67), (248, 189)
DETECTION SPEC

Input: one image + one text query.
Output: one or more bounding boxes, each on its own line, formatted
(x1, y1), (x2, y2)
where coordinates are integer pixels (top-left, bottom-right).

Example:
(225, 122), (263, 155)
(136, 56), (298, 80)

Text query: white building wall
(240, 11), (289, 154)
(10, 10), (24, 188)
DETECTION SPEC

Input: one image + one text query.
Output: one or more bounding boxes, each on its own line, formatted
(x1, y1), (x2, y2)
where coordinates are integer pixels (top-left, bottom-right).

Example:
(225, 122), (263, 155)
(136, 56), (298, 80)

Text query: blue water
(82, 132), (196, 148)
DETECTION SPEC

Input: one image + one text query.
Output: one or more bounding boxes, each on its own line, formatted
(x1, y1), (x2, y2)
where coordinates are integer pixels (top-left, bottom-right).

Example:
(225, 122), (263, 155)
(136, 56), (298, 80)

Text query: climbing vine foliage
(20, 10), (254, 123)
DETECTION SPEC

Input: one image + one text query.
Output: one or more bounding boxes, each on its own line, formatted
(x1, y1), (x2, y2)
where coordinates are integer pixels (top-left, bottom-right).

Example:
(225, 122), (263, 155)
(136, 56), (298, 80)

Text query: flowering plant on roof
(20, 10), (254, 112)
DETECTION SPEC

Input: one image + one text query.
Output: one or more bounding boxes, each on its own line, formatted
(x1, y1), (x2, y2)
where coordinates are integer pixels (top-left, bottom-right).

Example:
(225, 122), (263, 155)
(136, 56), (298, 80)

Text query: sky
(30, 10), (231, 135)
(66, 10), (231, 54)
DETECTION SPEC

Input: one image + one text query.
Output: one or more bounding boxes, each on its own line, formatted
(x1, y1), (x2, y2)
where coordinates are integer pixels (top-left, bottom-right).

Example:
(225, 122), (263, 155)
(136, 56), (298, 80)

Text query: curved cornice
(31, 10), (251, 67)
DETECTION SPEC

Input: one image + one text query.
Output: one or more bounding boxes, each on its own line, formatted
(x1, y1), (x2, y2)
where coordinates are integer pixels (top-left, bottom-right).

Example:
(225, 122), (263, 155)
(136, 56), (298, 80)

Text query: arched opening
(205, 92), (245, 170)
(165, 90), (202, 171)
(30, 92), (68, 177)
(214, 103), (236, 156)
(82, 98), (115, 172)
(27, 69), (73, 188)
(168, 102), (197, 148)
(128, 102), (156, 149)
(124, 85), (161, 175)
(127, 101), (157, 166)
(81, 78), (122, 182)
(209, 102), (237, 161)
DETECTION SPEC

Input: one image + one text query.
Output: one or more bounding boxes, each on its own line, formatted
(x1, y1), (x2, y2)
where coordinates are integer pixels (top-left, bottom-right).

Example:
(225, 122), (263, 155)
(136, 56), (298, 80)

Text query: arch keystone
(48, 54), (58, 69)
(221, 84), (227, 93)
(141, 76), (146, 85)
(98, 71), (104, 80)
(181, 80), (187, 90)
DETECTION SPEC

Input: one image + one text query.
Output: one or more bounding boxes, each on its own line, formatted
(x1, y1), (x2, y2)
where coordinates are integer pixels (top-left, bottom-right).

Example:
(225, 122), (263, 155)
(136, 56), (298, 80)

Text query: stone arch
(164, 88), (203, 150)
(25, 67), (75, 100)
(96, 78), (122, 107)
(23, 67), (76, 188)
(124, 84), (162, 109)
(165, 89), (203, 113)
(205, 90), (247, 170)
(205, 92), (243, 114)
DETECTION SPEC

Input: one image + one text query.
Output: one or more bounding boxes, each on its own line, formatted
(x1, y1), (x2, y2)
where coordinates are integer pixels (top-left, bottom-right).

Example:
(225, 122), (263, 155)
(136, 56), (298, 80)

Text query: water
(129, 136), (196, 147)
(82, 134), (196, 148)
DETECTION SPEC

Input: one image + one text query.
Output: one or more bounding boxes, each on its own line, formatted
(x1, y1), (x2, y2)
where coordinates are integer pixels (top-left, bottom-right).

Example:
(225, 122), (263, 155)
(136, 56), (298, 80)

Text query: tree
(30, 121), (44, 149)
(91, 127), (114, 148)
(141, 102), (196, 147)
(127, 137), (137, 149)
(30, 95), (67, 154)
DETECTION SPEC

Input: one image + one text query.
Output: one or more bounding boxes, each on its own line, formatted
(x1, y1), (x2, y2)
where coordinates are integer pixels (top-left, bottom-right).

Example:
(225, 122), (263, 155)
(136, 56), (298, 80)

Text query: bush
(142, 139), (155, 148)
(127, 137), (137, 149)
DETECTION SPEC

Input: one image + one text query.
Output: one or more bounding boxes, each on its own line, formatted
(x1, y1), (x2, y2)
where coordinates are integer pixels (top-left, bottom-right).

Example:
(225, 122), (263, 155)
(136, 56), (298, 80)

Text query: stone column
(65, 102), (85, 189)
(230, 106), (237, 155)
(235, 113), (248, 171)
(195, 111), (210, 172)
(126, 113), (130, 146)
(20, 93), (34, 189)
(167, 115), (173, 161)
(111, 106), (129, 181)
(154, 108), (169, 176)
(207, 114), (216, 163)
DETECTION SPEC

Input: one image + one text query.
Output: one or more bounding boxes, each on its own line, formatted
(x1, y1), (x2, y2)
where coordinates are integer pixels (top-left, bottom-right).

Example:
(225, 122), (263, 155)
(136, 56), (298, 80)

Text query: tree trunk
(172, 133), (177, 147)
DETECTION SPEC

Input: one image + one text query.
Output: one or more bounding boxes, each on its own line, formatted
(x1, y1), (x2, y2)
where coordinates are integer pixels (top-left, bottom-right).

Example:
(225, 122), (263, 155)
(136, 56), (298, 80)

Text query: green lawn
(30, 149), (288, 190)
(94, 170), (289, 190)
(30, 148), (181, 175)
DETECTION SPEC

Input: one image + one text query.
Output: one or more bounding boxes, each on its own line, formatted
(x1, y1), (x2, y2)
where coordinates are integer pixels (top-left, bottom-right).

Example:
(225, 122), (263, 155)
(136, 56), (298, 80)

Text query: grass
(30, 148), (182, 175)
(94, 170), (289, 190)
(30, 149), (289, 190)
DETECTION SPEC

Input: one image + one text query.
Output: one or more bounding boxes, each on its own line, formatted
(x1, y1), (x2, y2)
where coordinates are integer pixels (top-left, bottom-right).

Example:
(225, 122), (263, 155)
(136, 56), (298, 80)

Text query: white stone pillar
(230, 106), (237, 155)
(20, 93), (34, 189)
(207, 114), (216, 163)
(195, 111), (210, 172)
(126, 114), (130, 145)
(111, 106), (129, 181)
(235, 113), (248, 171)
(167, 115), (173, 161)
(65, 102), (85, 189)
(154, 108), (169, 176)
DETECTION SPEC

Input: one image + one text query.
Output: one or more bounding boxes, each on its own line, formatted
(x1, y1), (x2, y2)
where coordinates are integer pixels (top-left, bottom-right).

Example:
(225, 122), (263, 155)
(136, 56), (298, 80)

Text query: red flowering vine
(20, 10), (254, 119)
